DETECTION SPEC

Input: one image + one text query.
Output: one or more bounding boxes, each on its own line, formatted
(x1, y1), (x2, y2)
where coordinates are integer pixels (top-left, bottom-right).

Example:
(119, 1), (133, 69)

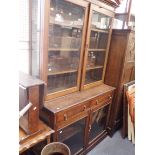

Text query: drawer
(56, 101), (90, 123)
(91, 91), (113, 108)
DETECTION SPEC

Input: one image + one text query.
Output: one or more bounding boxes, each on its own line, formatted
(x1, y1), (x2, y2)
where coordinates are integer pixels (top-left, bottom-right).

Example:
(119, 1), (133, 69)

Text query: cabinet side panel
(104, 31), (128, 133)
(104, 32), (127, 87)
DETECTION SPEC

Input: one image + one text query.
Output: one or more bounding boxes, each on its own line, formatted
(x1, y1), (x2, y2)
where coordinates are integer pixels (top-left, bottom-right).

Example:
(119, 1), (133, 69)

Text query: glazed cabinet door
(88, 104), (110, 143)
(57, 117), (87, 155)
(81, 4), (114, 90)
(42, 0), (89, 100)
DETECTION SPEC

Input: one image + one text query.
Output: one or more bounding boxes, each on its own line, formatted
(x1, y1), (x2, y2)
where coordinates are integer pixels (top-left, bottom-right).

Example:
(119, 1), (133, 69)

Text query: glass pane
(58, 118), (86, 154)
(84, 11), (111, 85)
(89, 31), (108, 49)
(86, 51), (105, 68)
(49, 25), (82, 49)
(48, 0), (85, 93)
(47, 50), (79, 93)
(47, 72), (78, 93)
(89, 105), (109, 142)
(85, 68), (103, 84)
(91, 11), (111, 30)
(49, 0), (84, 49)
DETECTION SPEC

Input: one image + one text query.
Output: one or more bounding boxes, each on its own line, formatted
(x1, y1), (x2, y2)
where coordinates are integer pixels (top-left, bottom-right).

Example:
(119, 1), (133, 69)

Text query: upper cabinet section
(38, 0), (115, 100)
(44, 0), (89, 99)
(81, 4), (114, 90)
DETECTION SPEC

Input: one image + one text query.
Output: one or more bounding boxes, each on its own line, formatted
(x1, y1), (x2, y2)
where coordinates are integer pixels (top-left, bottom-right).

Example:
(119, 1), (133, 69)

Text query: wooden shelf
(49, 21), (82, 29)
(48, 68), (78, 76)
(49, 48), (79, 52)
(88, 49), (106, 52)
(86, 65), (103, 71)
(91, 28), (109, 33)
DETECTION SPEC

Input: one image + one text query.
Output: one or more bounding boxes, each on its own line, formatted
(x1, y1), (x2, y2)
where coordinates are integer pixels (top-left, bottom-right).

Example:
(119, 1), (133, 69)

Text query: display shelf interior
(91, 28), (109, 33)
(48, 68), (78, 76)
(89, 31), (108, 49)
(48, 48), (79, 52)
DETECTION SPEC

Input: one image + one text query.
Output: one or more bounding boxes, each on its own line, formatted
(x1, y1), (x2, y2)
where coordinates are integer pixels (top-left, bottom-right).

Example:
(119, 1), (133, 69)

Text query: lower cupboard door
(57, 117), (86, 155)
(89, 104), (110, 143)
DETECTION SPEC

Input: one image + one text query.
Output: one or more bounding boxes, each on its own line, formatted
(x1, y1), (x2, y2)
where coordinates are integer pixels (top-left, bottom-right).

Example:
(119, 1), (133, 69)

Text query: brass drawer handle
(64, 114), (68, 121)
(83, 105), (86, 111)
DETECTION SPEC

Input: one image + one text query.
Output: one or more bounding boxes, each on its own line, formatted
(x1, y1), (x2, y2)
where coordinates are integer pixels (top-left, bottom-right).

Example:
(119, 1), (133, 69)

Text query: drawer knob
(109, 96), (112, 99)
(64, 114), (68, 121)
(96, 100), (99, 105)
(83, 105), (86, 111)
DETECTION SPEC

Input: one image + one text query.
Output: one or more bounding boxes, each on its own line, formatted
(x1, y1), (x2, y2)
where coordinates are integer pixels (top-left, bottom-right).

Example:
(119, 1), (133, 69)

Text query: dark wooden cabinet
(40, 84), (115, 154)
(29, 0), (117, 154)
(104, 29), (135, 135)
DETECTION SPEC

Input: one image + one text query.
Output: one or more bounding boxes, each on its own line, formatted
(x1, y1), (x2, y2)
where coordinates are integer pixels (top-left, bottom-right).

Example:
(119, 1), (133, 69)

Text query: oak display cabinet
(31, 0), (117, 154)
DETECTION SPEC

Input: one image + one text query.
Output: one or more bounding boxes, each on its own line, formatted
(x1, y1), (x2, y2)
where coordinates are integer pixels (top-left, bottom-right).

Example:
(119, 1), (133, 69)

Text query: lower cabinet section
(58, 118), (86, 155)
(40, 84), (115, 155)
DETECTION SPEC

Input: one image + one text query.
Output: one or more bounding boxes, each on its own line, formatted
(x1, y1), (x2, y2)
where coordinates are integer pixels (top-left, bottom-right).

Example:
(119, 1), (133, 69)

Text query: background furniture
(115, 0), (134, 29)
(19, 120), (54, 154)
(122, 81), (135, 143)
(19, 72), (55, 154)
(126, 83), (135, 144)
(104, 29), (135, 135)
(19, 72), (45, 135)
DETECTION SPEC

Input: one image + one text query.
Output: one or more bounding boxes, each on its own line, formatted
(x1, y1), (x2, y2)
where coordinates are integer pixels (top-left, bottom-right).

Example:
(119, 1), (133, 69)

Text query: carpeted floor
(87, 130), (135, 155)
